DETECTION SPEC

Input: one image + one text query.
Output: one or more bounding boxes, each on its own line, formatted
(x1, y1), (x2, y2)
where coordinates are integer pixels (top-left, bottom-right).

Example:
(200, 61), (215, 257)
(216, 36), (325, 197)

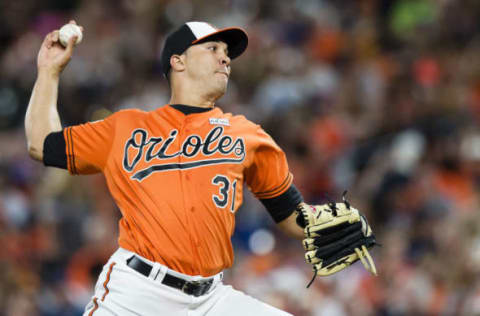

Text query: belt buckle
(182, 280), (198, 296)
(182, 280), (212, 297)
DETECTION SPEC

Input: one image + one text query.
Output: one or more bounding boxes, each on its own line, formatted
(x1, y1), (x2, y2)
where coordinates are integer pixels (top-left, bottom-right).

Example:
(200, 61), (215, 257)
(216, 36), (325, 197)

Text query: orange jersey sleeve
(64, 112), (118, 174)
(244, 126), (293, 200)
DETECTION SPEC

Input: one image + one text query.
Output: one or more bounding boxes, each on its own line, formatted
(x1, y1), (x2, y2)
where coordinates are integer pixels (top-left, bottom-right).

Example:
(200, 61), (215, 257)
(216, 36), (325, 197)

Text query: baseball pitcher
(25, 20), (377, 316)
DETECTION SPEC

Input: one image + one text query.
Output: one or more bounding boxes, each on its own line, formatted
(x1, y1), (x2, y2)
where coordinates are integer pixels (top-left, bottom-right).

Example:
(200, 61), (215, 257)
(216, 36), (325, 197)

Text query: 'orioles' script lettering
(123, 126), (245, 181)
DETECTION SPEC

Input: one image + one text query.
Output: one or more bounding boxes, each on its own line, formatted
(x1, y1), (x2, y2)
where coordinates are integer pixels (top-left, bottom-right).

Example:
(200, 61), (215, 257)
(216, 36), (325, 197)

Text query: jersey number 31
(212, 175), (237, 213)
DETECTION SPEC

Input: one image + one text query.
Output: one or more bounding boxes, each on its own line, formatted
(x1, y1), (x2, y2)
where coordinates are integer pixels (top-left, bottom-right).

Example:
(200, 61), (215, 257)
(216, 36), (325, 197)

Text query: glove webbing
(311, 231), (367, 264)
(306, 220), (354, 238)
(306, 236), (377, 288)
(307, 222), (362, 248)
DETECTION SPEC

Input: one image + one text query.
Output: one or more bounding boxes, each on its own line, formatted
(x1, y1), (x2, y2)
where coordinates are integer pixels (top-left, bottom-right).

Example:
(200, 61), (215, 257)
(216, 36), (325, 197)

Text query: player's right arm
(25, 21), (80, 161)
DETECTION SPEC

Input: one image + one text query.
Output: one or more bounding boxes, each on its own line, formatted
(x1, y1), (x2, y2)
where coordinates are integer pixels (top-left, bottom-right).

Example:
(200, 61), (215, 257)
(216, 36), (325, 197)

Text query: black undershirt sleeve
(43, 131), (68, 169)
(260, 184), (304, 223)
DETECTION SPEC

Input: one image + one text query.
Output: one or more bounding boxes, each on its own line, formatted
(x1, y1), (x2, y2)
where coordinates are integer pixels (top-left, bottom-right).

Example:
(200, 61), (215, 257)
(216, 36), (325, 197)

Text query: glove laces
(355, 245), (377, 276)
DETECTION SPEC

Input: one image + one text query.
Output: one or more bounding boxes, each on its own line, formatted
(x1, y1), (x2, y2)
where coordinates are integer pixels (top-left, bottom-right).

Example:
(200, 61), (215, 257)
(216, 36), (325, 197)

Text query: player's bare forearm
(25, 71), (62, 161)
(25, 20), (82, 161)
(276, 210), (304, 240)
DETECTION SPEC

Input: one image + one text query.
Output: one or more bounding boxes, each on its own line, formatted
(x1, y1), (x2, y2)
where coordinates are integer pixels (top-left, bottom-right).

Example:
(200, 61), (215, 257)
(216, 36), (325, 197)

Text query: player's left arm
(245, 126), (378, 282)
(245, 125), (304, 239)
(276, 210), (304, 239)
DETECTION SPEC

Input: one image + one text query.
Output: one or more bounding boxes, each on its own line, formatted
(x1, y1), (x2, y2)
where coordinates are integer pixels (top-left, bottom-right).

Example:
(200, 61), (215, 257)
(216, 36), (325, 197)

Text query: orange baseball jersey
(45, 104), (302, 276)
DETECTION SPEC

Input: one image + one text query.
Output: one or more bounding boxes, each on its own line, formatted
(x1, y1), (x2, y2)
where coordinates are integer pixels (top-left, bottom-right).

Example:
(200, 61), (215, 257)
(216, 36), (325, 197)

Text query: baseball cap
(161, 21), (248, 78)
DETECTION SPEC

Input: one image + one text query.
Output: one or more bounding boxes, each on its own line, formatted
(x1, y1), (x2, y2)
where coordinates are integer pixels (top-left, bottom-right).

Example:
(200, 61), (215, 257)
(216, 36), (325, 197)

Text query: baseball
(58, 23), (83, 47)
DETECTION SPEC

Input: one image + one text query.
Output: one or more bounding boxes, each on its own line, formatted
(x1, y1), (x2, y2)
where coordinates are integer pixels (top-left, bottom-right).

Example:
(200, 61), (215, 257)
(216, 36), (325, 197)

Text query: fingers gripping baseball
(37, 20), (83, 76)
(295, 193), (378, 287)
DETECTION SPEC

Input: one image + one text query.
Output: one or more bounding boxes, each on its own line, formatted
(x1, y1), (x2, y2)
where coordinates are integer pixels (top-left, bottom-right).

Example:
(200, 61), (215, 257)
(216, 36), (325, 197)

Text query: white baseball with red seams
(59, 23), (83, 47)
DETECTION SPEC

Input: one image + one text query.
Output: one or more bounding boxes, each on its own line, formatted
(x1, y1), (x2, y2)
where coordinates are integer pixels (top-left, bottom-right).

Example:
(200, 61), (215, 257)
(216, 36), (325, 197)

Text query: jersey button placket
(180, 117), (201, 262)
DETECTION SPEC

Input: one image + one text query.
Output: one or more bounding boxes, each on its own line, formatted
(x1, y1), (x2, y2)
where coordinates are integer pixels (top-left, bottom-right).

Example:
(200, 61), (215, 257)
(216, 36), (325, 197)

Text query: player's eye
(208, 45), (217, 51)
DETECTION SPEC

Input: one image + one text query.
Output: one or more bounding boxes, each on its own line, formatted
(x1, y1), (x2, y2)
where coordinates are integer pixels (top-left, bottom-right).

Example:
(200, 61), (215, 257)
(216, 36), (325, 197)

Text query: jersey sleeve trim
(42, 131), (67, 169)
(260, 183), (304, 223)
(64, 127), (78, 174)
(254, 172), (293, 199)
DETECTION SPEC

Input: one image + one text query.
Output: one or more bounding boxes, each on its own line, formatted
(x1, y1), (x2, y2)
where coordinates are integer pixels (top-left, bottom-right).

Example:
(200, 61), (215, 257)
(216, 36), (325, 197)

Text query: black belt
(126, 256), (214, 297)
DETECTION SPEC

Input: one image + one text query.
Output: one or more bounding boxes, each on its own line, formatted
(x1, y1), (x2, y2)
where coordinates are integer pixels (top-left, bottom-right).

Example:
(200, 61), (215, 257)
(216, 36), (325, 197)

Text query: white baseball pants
(83, 248), (292, 316)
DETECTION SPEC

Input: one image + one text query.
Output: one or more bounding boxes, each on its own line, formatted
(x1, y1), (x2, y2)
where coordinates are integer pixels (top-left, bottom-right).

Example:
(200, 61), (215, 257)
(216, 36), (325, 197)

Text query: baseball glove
(296, 192), (378, 287)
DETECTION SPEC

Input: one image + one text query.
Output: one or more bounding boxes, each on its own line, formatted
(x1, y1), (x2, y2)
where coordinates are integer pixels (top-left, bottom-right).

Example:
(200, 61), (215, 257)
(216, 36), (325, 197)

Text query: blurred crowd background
(2, 0), (480, 315)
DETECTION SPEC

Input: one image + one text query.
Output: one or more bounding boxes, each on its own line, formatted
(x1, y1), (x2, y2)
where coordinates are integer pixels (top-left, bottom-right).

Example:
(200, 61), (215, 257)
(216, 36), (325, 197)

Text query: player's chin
(214, 79), (228, 94)
(215, 72), (229, 84)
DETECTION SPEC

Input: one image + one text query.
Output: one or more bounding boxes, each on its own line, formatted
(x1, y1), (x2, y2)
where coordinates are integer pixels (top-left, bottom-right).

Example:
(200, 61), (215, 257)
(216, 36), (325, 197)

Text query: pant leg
(82, 249), (282, 316)
(83, 297), (117, 316)
(83, 250), (191, 316)
(82, 260), (119, 316)
(199, 283), (293, 316)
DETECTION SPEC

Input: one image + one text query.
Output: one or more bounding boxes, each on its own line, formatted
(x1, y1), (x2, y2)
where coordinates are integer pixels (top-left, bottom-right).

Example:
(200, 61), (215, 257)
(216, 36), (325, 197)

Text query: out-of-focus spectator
(2, 0), (480, 315)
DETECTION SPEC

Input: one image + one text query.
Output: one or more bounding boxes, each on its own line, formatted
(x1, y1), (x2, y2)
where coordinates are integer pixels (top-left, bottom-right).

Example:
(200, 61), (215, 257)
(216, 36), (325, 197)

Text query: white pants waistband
(113, 247), (224, 284)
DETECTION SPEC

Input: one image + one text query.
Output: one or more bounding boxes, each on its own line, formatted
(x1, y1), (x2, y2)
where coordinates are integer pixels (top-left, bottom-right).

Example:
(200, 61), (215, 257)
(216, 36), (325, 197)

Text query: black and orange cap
(161, 21), (248, 78)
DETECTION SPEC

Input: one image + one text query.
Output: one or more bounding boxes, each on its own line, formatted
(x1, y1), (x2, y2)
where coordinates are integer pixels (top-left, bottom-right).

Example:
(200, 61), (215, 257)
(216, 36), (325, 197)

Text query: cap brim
(192, 27), (248, 59)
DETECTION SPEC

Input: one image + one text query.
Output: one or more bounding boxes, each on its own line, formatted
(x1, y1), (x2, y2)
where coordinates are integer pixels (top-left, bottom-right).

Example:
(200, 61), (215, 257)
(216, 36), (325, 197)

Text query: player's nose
(220, 53), (230, 67)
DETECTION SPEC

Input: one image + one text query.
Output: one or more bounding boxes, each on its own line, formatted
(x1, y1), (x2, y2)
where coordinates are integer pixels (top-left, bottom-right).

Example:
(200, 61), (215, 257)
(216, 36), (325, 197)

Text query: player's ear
(170, 54), (186, 73)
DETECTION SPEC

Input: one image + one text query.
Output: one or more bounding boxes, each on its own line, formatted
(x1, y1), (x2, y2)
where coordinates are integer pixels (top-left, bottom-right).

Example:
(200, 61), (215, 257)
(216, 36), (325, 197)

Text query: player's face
(184, 41), (231, 96)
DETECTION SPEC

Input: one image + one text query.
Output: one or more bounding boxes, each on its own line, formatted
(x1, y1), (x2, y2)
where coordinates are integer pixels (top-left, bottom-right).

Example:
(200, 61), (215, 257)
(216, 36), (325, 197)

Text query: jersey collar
(169, 104), (214, 115)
